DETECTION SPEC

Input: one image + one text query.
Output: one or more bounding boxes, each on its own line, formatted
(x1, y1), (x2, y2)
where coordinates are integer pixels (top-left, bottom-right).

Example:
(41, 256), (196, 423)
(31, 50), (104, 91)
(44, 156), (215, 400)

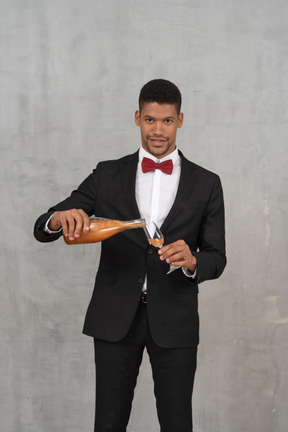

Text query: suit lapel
(119, 151), (140, 218)
(160, 151), (198, 233)
(119, 151), (147, 246)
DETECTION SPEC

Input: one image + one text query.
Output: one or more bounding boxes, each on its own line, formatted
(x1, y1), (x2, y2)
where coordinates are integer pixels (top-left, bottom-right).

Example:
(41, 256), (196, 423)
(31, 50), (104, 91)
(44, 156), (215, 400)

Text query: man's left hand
(158, 239), (197, 272)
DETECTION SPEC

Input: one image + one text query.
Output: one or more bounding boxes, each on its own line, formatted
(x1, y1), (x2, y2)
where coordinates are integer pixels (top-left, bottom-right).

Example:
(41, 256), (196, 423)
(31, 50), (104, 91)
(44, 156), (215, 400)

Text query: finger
(74, 216), (84, 238)
(166, 251), (185, 265)
(158, 243), (175, 256)
(170, 250), (194, 268)
(61, 216), (69, 238)
(59, 212), (74, 238)
(65, 211), (77, 240)
(70, 209), (85, 238)
(159, 239), (185, 253)
(159, 244), (184, 260)
(160, 243), (191, 265)
(79, 209), (90, 231)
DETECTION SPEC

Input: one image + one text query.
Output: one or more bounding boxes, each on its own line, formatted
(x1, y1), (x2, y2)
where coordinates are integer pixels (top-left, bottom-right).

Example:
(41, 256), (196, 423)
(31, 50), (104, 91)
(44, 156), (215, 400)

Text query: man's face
(135, 102), (184, 159)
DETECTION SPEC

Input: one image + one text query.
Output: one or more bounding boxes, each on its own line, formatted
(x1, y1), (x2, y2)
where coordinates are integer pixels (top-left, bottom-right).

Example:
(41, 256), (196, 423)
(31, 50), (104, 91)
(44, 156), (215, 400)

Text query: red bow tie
(142, 157), (173, 175)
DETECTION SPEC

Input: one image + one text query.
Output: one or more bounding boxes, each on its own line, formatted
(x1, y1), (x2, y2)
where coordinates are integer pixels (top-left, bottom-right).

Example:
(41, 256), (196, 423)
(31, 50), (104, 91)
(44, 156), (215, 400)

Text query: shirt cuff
(44, 214), (62, 234)
(182, 267), (197, 279)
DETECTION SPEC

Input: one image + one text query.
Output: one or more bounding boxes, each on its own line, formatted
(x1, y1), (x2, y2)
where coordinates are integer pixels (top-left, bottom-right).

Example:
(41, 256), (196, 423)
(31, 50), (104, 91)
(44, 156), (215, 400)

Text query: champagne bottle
(64, 218), (146, 245)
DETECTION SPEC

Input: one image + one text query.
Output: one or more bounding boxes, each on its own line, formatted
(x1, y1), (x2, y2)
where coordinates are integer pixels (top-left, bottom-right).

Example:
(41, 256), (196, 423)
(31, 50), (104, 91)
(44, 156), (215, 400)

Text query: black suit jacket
(34, 150), (226, 348)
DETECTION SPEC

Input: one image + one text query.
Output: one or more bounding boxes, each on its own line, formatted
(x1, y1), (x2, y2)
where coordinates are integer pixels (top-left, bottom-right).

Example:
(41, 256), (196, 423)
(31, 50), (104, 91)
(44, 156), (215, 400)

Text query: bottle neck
(123, 218), (146, 229)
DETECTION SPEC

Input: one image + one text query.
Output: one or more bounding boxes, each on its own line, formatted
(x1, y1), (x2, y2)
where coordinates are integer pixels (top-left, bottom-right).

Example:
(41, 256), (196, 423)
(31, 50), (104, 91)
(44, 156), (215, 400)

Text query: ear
(178, 112), (184, 128)
(135, 110), (141, 126)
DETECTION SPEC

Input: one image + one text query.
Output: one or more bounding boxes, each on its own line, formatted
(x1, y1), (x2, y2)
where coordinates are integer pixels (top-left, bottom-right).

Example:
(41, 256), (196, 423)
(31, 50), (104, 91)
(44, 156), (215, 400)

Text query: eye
(146, 118), (153, 124)
(164, 119), (172, 125)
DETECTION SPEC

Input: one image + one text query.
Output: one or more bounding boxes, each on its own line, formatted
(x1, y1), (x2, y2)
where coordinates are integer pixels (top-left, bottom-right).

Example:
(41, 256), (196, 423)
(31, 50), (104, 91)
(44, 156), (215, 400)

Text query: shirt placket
(149, 167), (161, 225)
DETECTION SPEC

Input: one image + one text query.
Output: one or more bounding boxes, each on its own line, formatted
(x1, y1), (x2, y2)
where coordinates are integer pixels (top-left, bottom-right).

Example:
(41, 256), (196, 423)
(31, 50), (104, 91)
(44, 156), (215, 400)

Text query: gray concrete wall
(1, 0), (287, 431)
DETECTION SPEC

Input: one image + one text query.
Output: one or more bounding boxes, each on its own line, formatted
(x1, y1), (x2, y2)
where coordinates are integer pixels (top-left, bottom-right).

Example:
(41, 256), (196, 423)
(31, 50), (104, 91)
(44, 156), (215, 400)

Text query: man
(34, 79), (226, 431)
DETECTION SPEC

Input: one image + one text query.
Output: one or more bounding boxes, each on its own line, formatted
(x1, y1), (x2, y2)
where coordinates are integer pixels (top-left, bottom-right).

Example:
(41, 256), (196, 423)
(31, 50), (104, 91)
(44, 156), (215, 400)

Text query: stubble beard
(144, 137), (174, 159)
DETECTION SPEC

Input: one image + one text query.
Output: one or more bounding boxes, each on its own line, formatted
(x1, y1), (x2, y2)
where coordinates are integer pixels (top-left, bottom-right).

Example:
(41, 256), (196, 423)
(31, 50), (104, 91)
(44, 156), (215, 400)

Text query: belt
(141, 290), (147, 304)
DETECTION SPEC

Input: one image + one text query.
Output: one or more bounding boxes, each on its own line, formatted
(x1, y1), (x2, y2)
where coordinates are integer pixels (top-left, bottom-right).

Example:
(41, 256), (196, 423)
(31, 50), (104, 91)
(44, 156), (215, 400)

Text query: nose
(153, 121), (164, 136)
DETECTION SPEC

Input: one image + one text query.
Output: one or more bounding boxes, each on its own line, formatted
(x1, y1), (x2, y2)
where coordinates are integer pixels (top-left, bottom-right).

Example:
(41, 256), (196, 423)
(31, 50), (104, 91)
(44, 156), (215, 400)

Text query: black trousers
(93, 301), (197, 432)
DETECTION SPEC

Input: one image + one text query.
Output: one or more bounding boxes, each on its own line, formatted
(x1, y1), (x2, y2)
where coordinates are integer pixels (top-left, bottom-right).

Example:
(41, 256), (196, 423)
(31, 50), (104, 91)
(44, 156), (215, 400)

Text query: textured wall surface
(1, 1), (287, 431)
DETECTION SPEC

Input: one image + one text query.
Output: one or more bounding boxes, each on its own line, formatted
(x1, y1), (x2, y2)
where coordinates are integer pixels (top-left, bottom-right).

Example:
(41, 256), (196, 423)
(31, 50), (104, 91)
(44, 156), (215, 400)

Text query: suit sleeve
(33, 166), (100, 243)
(191, 175), (226, 284)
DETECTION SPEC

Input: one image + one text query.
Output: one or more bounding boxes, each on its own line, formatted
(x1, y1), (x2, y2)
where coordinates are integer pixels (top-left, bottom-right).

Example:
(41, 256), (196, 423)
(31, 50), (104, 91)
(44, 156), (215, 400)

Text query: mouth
(149, 137), (167, 146)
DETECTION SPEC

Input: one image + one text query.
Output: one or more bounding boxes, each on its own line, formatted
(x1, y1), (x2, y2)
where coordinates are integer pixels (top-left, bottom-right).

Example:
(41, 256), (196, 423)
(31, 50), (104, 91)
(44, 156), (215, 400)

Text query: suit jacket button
(138, 278), (144, 283)
(148, 249), (153, 254)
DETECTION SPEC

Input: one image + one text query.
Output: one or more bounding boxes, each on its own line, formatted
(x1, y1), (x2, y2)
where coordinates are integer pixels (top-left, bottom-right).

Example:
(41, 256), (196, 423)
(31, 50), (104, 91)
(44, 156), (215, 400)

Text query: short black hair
(139, 79), (182, 114)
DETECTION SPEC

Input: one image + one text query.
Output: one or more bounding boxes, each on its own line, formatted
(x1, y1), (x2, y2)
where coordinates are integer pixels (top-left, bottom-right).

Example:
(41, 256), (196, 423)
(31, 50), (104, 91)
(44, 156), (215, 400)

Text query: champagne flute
(143, 222), (180, 274)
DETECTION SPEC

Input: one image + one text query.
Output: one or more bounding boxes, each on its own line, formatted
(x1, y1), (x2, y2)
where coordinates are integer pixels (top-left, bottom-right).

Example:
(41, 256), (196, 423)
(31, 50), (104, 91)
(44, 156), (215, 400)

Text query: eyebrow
(143, 115), (176, 119)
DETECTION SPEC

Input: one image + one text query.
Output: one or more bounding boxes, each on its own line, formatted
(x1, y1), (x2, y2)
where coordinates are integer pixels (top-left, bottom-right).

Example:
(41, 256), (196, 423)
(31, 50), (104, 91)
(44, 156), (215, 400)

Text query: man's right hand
(48, 209), (90, 240)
